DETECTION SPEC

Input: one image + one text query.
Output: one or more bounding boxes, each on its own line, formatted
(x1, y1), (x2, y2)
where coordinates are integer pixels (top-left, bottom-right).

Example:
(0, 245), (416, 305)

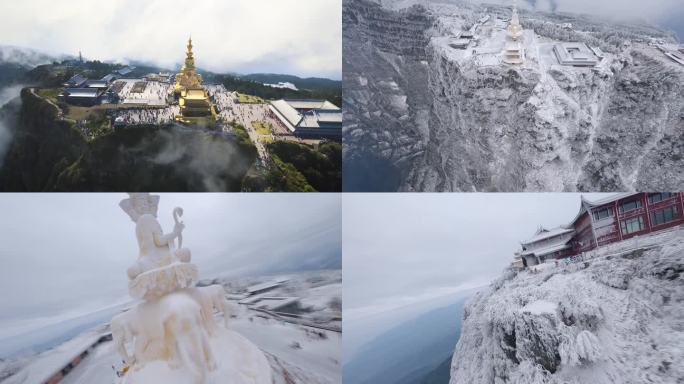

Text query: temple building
(174, 37), (215, 120)
(268, 99), (342, 139)
(513, 193), (684, 269)
(502, 1), (525, 65)
(60, 87), (102, 106)
(553, 42), (599, 67)
(518, 226), (575, 267)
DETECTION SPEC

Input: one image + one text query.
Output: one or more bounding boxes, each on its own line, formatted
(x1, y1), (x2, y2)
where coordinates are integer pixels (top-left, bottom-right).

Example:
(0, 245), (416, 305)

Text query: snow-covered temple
(553, 42), (599, 67)
(502, 1), (525, 65)
(517, 226), (576, 267)
(514, 193), (684, 269)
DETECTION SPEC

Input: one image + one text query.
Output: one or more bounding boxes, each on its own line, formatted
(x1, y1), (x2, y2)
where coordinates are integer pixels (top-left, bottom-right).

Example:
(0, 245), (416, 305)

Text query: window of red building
(648, 193), (675, 204)
(620, 216), (644, 235)
(592, 207), (613, 221)
(619, 199), (641, 214)
(651, 206), (678, 226)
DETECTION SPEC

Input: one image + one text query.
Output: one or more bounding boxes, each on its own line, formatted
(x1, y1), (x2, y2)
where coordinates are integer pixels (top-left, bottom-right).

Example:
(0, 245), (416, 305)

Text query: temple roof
(270, 99), (342, 132)
(521, 226), (574, 246)
(285, 99), (339, 110)
(63, 88), (100, 98)
(520, 241), (572, 257)
(581, 193), (637, 208)
(86, 80), (109, 88)
(65, 74), (88, 87)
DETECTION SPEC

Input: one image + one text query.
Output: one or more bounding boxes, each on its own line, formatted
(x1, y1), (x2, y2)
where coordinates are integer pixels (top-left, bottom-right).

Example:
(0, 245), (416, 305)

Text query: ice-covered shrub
(559, 330), (603, 366)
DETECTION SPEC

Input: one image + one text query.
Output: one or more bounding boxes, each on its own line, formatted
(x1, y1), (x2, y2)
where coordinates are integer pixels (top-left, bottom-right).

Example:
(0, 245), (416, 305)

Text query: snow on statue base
(122, 327), (272, 384)
(113, 193), (272, 384)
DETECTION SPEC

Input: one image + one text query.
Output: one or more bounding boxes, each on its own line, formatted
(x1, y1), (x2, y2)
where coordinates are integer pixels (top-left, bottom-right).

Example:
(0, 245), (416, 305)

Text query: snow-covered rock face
(343, 0), (684, 191)
(450, 232), (684, 384)
(342, 0), (434, 190)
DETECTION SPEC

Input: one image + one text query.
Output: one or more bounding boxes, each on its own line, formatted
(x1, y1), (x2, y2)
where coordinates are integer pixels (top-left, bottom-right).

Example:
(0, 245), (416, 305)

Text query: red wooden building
(515, 193), (684, 268)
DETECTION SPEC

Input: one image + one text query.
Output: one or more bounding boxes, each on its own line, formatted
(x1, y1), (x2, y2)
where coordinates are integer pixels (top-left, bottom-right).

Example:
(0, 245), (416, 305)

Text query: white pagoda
(503, 0), (525, 65)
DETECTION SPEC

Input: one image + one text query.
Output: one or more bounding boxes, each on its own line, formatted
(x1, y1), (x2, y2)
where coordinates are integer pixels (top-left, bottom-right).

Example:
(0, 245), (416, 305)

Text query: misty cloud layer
(488, 0), (683, 38)
(0, 85), (23, 167)
(144, 127), (252, 192)
(0, 0), (342, 78)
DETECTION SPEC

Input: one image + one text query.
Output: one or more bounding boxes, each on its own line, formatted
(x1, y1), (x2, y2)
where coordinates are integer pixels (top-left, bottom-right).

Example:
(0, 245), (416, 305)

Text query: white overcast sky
(0, 0), (342, 78)
(343, 192), (611, 360)
(485, 0), (684, 38)
(386, 0), (684, 39)
(0, 193), (340, 340)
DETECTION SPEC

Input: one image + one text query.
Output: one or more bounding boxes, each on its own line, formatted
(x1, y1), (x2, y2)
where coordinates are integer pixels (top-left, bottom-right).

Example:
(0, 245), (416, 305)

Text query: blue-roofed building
(101, 74), (118, 83)
(60, 88), (102, 106)
(116, 66), (135, 76)
(63, 74), (88, 88)
(268, 99), (341, 140)
(86, 80), (110, 90)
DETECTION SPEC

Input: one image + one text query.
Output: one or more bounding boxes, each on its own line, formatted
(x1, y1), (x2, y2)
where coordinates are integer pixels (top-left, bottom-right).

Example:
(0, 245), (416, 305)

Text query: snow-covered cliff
(343, 0), (684, 191)
(450, 229), (684, 384)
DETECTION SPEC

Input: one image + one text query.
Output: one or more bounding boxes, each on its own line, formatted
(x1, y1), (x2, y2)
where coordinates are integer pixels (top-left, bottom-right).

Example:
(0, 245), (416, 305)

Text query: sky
(343, 192), (611, 361)
(0, 0), (342, 79)
(0, 193), (341, 344)
(388, 0), (684, 40)
(491, 0), (684, 39)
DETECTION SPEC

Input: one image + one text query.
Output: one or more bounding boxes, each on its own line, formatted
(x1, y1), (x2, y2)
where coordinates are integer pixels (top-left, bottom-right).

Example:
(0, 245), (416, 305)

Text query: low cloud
(146, 127), (250, 192)
(485, 0), (683, 30)
(0, 0), (342, 79)
(0, 85), (24, 167)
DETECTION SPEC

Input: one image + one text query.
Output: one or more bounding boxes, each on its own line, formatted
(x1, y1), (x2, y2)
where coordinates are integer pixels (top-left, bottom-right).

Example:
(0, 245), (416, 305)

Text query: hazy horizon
(343, 192), (611, 363)
(0, 0), (342, 79)
(0, 193), (341, 351)
(383, 0), (684, 40)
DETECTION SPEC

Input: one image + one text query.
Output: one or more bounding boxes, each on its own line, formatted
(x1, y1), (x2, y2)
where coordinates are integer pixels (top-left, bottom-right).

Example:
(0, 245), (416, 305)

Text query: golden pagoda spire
(184, 36), (195, 70)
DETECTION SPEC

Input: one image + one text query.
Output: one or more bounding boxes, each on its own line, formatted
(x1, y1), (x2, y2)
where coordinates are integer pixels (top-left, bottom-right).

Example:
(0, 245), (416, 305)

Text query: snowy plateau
(343, 0), (684, 192)
(450, 229), (684, 384)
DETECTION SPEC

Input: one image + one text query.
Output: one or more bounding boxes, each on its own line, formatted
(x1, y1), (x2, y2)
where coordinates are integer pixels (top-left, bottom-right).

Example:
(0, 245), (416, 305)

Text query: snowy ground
(0, 270), (341, 384)
(215, 269), (343, 331)
(450, 228), (684, 384)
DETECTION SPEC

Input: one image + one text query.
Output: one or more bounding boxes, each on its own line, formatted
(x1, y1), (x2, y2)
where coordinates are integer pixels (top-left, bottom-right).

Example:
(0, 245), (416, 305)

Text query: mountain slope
(450, 229), (684, 384)
(344, 299), (466, 384)
(343, 0), (684, 192)
(241, 73), (341, 92)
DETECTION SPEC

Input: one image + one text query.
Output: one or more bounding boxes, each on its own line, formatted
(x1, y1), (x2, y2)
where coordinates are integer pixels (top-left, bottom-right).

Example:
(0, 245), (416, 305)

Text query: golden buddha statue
(174, 37), (215, 120)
